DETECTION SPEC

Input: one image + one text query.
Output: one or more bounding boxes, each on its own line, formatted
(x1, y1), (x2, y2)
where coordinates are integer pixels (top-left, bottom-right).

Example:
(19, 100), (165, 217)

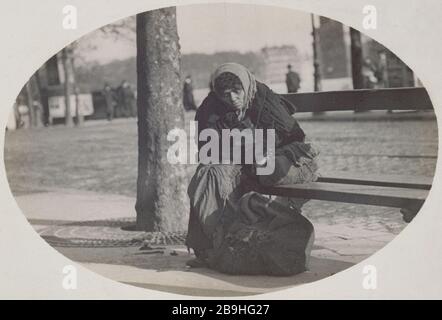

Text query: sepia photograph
(3, 3), (437, 297)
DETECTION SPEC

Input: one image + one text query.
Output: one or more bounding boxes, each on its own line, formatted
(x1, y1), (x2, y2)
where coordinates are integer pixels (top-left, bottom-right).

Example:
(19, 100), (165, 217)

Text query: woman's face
(218, 83), (246, 111)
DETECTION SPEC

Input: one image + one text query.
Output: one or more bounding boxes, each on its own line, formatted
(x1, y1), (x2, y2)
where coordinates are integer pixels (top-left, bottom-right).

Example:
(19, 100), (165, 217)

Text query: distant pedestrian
(183, 75), (197, 111)
(117, 80), (136, 117)
(15, 94), (28, 128)
(362, 58), (379, 89)
(40, 87), (50, 126)
(102, 83), (117, 121)
(285, 64), (301, 93)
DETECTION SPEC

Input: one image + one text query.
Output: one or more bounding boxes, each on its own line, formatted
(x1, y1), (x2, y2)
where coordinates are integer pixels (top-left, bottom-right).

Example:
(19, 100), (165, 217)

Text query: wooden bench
(257, 87), (435, 223)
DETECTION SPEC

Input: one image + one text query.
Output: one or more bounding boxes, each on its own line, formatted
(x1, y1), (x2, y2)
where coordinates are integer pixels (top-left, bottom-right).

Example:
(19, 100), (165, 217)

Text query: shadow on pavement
(54, 245), (354, 296)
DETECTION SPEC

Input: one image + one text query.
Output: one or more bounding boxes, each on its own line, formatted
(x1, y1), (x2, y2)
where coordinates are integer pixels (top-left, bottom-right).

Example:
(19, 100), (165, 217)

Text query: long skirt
(185, 142), (319, 276)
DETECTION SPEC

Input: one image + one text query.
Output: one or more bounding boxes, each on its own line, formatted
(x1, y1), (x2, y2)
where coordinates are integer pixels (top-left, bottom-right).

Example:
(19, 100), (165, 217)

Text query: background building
(37, 53), (94, 124)
(363, 38), (416, 88)
(317, 16), (353, 91)
(261, 45), (301, 84)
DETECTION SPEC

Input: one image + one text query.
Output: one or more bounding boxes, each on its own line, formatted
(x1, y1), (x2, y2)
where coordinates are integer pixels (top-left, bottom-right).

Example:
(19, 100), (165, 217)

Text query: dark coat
(116, 85), (136, 117)
(183, 82), (196, 110)
(102, 87), (116, 110)
(195, 81), (305, 154)
(286, 71), (301, 93)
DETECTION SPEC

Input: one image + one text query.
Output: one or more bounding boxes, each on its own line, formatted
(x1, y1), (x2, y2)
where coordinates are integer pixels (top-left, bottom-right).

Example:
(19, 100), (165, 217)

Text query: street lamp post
(311, 14), (322, 115)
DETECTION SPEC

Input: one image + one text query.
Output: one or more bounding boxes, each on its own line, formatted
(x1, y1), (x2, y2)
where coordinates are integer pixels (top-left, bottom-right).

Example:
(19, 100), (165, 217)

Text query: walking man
(285, 64), (301, 93)
(183, 75), (197, 111)
(102, 83), (116, 121)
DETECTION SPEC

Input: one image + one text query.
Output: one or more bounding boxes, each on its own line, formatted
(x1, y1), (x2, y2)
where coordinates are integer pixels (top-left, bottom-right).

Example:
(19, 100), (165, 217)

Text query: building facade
(261, 45), (301, 84)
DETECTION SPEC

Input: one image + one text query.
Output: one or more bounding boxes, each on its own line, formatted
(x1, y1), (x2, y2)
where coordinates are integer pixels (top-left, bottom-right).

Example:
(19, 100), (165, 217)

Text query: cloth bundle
(207, 192), (315, 276)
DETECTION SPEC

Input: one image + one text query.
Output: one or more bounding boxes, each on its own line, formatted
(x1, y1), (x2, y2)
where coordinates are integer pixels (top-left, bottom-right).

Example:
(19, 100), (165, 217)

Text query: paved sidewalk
(14, 189), (398, 296)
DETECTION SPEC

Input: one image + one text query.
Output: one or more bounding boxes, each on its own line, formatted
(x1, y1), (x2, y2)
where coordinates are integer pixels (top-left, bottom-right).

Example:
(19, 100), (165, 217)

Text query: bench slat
(282, 87), (433, 113)
(317, 173), (433, 190)
(256, 182), (428, 209)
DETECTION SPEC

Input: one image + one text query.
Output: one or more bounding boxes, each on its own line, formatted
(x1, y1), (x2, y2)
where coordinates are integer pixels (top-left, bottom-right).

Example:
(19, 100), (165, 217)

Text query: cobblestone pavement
(300, 119), (437, 235)
(5, 115), (438, 234)
(6, 116), (438, 292)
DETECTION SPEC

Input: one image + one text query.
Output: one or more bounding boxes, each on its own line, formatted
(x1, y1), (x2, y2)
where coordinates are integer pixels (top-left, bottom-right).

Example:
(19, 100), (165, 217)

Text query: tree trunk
(61, 47), (73, 126)
(135, 8), (188, 232)
(311, 14), (322, 92)
(24, 75), (43, 128)
(25, 81), (35, 128)
(33, 72), (44, 127)
(350, 28), (365, 112)
(74, 87), (82, 126)
(70, 56), (83, 126)
(311, 14), (323, 116)
(350, 28), (364, 89)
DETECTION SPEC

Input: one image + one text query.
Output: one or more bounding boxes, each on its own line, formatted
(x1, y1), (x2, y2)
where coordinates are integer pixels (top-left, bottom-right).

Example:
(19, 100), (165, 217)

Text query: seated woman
(186, 63), (319, 276)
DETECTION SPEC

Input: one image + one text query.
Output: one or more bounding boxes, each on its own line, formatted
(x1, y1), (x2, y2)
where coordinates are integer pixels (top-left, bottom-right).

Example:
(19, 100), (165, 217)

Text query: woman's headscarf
(210, 63), (257, 113)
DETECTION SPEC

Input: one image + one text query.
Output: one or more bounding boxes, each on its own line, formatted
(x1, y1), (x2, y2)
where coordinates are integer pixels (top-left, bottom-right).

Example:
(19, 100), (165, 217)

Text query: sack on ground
(207, 192), (315, 276)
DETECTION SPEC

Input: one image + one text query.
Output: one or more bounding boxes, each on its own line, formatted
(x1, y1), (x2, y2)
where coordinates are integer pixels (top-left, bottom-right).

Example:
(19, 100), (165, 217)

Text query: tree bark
(135, 8), (188, 232)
